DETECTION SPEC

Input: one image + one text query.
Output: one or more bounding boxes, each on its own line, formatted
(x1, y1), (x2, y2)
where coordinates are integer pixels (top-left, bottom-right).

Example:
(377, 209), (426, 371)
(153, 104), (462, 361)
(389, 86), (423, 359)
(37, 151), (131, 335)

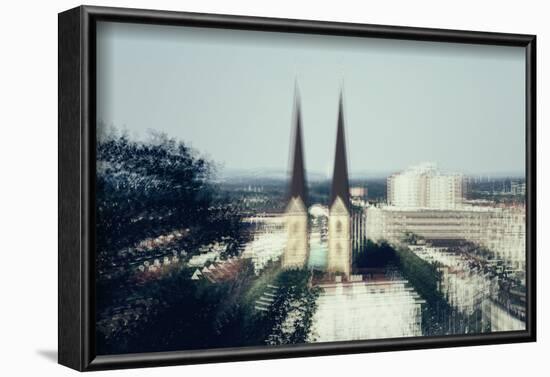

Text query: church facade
(282, 90), (352, 278)
(281, 95), (310, 269)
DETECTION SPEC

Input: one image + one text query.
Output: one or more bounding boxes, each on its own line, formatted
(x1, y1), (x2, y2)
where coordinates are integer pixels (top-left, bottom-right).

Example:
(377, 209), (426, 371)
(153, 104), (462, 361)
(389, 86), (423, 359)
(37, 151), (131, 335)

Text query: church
(282, 89), (352, 278)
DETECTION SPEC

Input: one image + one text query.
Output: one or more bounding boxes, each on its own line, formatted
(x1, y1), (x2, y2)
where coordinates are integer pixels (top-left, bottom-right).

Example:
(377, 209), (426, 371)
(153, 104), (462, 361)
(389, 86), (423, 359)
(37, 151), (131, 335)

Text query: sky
(96, 21), (526, 178)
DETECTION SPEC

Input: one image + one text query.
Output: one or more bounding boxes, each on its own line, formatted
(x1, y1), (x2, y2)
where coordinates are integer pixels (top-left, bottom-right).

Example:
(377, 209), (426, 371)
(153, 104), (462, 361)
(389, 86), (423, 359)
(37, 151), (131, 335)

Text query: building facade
(366, 206), (490, 244)
(366, 204), (526, 271)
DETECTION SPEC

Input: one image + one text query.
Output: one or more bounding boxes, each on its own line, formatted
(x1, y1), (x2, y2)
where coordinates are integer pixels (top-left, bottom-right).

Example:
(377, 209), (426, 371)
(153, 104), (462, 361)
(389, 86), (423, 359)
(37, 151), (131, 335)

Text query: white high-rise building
(387, 163), (463, 209)
(427, 173), (464, 209)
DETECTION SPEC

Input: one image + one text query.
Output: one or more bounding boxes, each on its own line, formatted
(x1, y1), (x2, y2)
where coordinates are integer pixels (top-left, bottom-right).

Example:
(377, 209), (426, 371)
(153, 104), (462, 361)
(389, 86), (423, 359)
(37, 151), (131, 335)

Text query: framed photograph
(58, 5), (536, 371)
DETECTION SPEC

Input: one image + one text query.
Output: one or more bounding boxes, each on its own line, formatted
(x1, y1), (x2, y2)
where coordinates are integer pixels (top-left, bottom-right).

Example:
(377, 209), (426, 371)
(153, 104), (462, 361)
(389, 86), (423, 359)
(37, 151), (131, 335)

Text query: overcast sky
(97, 21), (525, 178)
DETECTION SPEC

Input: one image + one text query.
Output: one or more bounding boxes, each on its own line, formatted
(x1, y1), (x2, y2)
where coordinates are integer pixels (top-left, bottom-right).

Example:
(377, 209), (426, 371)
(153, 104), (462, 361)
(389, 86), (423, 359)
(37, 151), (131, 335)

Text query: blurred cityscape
(228, 162), (526, 342)
(95, 91), (526, 354)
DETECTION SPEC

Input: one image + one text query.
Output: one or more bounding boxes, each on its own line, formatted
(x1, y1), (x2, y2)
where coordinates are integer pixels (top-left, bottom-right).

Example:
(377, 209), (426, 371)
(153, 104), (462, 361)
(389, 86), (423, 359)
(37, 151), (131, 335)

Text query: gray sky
(97, 21), (525, 177)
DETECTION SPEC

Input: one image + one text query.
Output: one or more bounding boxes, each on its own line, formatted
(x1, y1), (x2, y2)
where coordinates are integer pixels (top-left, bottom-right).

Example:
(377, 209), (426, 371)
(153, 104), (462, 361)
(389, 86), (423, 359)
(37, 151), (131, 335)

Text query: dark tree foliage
(97, 263), (258, 354)
(97, 262), (321, 354)
(96, 131), (246, 276)
(95, 129), (252, 354)
(258, 269), (320, 345)
(226, 265), (321, 347)
(394, 247), (444, 306)
(353, 239), (398, 268)
(191, 264), (320, 347)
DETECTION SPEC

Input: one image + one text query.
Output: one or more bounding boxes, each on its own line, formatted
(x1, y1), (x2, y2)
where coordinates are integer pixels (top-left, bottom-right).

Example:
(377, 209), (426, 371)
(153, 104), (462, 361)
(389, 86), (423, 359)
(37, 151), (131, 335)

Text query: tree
(95, 128), (250, 354)
(96, 130), (246, 277)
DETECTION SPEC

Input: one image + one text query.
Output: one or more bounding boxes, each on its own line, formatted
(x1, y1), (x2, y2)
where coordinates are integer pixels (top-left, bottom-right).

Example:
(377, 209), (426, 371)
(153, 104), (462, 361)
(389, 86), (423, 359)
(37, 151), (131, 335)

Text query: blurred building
(366, 205), (490, 244)
(483, 206), (526, 270)
(510, 180), (526, 195)
(409, 244), (525, 332)
(387, 163), (464, 209)
(410, 245), (490, 316)
(483, 299), (526, 332)
(366, 204), (526, 271)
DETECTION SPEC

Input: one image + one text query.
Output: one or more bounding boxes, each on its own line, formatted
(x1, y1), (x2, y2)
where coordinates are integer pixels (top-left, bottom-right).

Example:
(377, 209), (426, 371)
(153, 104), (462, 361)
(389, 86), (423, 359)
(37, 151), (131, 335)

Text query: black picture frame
(58, 5), (537, 371)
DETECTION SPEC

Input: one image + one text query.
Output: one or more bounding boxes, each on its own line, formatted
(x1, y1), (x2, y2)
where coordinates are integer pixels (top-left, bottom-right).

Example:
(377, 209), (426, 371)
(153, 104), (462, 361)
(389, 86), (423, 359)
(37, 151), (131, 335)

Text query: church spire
(288, 86), (307, 206)
(330, 91), (350, 211)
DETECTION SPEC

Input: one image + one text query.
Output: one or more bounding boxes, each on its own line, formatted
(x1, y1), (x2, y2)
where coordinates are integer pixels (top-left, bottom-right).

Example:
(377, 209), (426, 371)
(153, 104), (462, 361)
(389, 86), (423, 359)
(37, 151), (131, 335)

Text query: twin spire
(289, 92), (308, 205)
(289, 86), (350, 210)
(330, 94), (350, 211)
